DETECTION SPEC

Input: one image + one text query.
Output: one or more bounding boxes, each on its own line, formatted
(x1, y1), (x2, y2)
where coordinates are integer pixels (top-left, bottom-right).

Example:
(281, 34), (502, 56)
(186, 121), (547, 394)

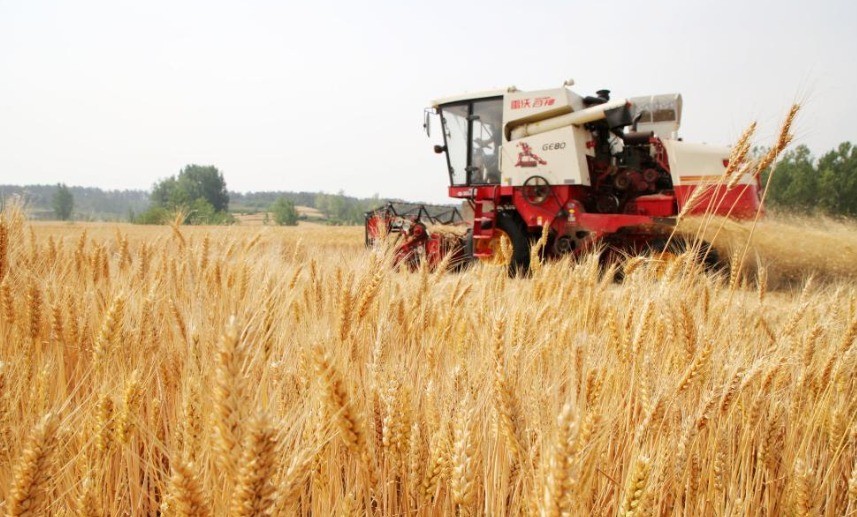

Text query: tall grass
(0, 206), (855, 516)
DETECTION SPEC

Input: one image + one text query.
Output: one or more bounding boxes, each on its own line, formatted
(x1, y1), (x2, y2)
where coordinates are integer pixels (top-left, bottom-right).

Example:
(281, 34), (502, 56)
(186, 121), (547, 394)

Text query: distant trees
(0, 185), (148, 221)
(764, 142), (857, 216)
(817, 142), (857, 215)
(52, 183), (74, 220)
(138, 165), (234, 224)
(271, 197), (299, 226)
(229, 191), (319, 212)
(314, 191), (380, 225)
(1, 184), (394, 224)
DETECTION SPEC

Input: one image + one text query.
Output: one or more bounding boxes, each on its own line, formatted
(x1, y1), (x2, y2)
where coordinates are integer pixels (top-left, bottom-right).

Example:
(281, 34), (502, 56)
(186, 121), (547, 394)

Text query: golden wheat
(0, 206), (854, 515)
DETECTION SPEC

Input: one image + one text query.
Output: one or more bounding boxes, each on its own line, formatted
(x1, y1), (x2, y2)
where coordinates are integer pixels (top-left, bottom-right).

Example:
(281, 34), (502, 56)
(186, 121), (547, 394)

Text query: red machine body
(366, 83), (761, 272)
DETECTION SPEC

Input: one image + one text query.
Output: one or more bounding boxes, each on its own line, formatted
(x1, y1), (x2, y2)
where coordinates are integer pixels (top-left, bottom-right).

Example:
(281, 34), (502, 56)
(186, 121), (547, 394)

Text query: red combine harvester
(365, 80), (761, 273)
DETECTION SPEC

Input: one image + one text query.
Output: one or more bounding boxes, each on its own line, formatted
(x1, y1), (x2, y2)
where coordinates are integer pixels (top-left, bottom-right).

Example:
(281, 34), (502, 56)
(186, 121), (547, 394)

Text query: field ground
(233, 206), (326, 226)
(0, 210), (856, 515)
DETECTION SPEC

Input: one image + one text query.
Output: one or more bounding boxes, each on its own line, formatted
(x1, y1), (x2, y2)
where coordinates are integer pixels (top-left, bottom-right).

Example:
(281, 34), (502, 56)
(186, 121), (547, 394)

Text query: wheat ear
(166, 460), (211, 517)
(229, 413), (278, 517)
(212, 316), (244, 482)
(618, 455), (651, 517)
(451, 397), (477, 514)
(7, 413), (58, 517)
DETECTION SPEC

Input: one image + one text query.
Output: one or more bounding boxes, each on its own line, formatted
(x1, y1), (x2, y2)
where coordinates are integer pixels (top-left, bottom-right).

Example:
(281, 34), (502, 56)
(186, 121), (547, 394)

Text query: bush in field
(133, 205), (169, 224)
(185, 198), (234, 225)
(271, 196), (299, 226)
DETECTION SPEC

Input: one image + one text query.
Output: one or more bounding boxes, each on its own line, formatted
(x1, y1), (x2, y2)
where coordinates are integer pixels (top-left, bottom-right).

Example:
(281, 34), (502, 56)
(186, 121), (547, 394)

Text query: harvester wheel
(647, 238), (722, 273)
(494, 211), (530, 276)
(456, 229), (475, 271)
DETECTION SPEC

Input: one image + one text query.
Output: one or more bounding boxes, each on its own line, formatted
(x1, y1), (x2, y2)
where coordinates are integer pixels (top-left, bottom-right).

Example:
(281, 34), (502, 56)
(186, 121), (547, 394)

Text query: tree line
(0, 184), (150, 221)
(762, 142), (857, 216)
(2, 165), (390, 225)
(230, 190), (383, 225)
(136, 166), (385, 225)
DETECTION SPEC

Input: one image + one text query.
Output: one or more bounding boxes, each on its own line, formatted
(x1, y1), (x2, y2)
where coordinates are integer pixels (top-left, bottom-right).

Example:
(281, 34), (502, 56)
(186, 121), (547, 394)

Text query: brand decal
(515, 142), (547, 168)
(542, 142), (566, 151)
(510, 96), (556, 110)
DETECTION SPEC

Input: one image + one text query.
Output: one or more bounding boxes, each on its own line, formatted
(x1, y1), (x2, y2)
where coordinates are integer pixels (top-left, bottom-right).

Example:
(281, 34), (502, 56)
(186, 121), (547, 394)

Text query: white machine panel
(629, 94), (682, 139)
(503, 87), (585, 129)
(501, 125), (594, 187)
(661, 139), (744, 185)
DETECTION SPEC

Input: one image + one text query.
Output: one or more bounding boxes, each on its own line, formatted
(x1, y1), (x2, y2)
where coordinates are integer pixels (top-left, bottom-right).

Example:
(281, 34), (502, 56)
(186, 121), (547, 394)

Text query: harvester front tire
(495, 211), (531, 277)
(456, 229), (475, 272)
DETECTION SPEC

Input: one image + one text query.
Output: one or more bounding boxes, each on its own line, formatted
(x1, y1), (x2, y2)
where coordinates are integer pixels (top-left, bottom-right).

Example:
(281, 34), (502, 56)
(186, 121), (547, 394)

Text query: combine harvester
(365, 79), (761, 273)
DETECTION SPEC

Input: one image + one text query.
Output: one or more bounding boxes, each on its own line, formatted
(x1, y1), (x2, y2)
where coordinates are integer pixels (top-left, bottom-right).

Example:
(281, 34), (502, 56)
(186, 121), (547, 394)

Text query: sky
(1, 0), (855, 204)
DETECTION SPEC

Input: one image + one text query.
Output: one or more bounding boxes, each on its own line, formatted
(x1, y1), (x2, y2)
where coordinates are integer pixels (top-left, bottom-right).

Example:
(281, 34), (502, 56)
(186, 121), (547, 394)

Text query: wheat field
(0, 206), (856, 516)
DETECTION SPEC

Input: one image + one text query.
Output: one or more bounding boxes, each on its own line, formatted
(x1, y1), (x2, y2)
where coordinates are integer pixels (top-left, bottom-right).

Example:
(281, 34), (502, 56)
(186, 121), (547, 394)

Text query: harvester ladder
(471, 187), (499, 258)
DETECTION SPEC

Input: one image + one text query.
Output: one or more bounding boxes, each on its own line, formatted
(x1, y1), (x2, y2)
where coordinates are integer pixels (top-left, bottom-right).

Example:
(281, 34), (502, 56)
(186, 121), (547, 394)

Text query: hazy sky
(1, 0), (855, 204)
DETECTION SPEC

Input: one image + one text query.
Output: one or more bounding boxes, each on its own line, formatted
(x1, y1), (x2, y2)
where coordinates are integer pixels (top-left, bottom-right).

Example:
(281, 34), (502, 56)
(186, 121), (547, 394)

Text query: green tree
(762, 142), (857, 216)
(271, 197), (299, 226)
(817, 142), (857, 216)
(764, 145), (817, 210)
(140, 164), (233, 224)
(150, 176), (179, 208)
(52, 183), (74, 220)
(149, 165), (229, 210)
(174, 165), (230, 212)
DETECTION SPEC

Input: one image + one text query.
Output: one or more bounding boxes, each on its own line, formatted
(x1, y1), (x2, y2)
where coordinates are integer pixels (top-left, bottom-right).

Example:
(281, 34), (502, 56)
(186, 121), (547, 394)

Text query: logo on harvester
(515, 142), (547, 168)
(511, 96), (556, 110)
